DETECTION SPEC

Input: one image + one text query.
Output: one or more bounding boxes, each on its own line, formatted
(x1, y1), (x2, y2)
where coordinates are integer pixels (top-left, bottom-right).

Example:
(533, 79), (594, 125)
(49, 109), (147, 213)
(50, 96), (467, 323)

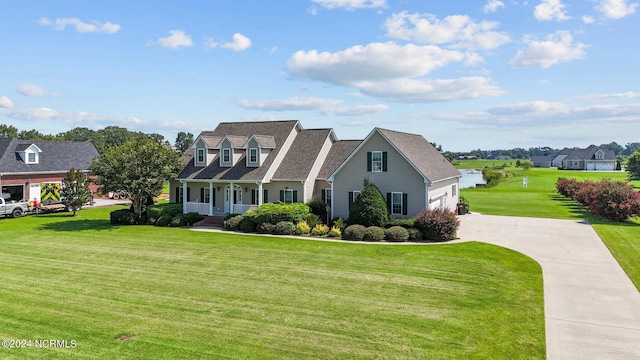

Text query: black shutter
(186, 188), (191, 203)
(212, 187), (216, 206)
(200, 188), (205, 202)
(367, 152), (372, 172)
(382, 152), (388, 172)
(280, 190), (285, 202)
(348, 191), (353, 210)
(175, 187), (180, 203)
(402, 193), (408, 216)
(321, 189), (326, 203)
(263, 189), (268, 203)
(251, 190), (256, 205)
(293, 190), (298, 203)
(386, 192), (391, 214)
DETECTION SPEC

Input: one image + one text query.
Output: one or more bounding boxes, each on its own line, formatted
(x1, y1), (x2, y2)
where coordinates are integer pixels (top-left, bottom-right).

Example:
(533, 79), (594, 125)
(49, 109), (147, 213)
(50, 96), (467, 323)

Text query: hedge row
(556, 178), (640, 222)
(110, 203), (203, 227)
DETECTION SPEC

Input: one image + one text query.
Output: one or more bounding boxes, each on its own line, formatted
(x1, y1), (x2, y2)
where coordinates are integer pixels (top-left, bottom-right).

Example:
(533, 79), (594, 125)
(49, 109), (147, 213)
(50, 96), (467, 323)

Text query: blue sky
(1, 0), (639, 151)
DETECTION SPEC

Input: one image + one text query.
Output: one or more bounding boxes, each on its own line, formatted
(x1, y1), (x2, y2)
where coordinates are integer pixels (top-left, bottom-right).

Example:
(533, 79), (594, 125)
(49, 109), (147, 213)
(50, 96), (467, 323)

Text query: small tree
(348, 179), (389, 227)
(90, 137), (180, 217)
(61, 168), (92, 216)
(175, 132), (194, 152)
(627, 150), (640, 180)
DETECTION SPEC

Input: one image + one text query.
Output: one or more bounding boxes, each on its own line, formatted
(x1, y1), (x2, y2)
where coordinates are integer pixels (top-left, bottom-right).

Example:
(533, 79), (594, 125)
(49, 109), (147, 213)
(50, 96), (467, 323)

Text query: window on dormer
(223, 148), (231, 163)
(197, 148), (205, 163)
(250, 148), (258, 163)
(28, 152), (36, 163)
(596, 151), (604, 160)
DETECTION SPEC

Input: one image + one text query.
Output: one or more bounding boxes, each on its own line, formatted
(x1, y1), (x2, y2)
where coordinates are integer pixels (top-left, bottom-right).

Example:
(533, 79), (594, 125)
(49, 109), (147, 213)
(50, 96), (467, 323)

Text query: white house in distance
(531, 145), (617, 170)
(171, 120), (461, 219)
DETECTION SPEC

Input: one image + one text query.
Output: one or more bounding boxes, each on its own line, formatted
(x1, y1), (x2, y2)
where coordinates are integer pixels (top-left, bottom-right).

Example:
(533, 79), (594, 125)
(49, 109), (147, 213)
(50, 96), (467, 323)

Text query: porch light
(217, 186), (220, 191)
(244, 187), (248, 192)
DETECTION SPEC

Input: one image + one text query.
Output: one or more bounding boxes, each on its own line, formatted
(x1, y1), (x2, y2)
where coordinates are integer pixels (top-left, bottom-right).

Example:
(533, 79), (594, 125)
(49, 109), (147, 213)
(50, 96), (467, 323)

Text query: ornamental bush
(363, 226), (385, 241)
(225, 215), (243, 230)
(331, 217), (346, 232)
(327, 226), (341, 238)
(311, 224), (329, 236)
(306, 196), (328, 224)
(183, 212), (203, 226)
(385, 226), (409, 242)
(556, 178), (640, 222)
(385, 217), (415, 228)
(407, 228), (424, 241)
(257, 222), (275, 234)
(415, 208), (460, 242)
(170, 215), (185, 227)
(238, 217), (257, 232)
(244, 202), (310, 226)
(156, 214), (173, 227)
(348, 180), (388, 227)
(342, 224), (366, 241)
(273, 221), (295, 235)
(295, 221), (311, 235)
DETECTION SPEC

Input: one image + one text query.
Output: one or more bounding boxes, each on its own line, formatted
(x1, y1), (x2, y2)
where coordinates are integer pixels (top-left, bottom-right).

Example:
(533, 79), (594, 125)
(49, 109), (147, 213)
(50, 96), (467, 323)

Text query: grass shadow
(39, 219), (114, 232)
(549, 194), (590, 219)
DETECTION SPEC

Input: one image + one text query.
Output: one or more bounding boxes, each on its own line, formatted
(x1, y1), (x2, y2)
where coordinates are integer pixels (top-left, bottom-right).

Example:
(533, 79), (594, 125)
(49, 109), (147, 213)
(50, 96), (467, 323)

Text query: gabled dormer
(16, 143), (42, 164)
(594, 149), (605, 160)
(191, 134), (221, 167)
(242, 134), (275, 167)
(216, 135), (247, 167)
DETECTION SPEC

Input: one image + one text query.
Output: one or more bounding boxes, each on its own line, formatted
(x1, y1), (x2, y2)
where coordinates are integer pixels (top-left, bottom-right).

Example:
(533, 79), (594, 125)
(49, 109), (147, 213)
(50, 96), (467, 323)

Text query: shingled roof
(178, 120), (301, 181)
(317, 140), (361, 180)
(562, 145), (616, 161)
(0, 138), (99, 173)
(272, 128), (333, 180)
(376, 128), (460, 182)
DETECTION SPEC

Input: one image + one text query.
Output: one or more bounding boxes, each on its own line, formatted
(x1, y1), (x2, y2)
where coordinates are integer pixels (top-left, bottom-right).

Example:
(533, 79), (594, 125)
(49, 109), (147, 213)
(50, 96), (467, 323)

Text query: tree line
(0, 124), (194, 153)
(444, 142), (640, 161)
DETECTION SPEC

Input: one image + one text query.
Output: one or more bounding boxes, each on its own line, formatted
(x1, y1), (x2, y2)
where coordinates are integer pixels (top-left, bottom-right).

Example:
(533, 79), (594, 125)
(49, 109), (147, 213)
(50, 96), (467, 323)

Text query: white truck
(0, 197), (30, 218)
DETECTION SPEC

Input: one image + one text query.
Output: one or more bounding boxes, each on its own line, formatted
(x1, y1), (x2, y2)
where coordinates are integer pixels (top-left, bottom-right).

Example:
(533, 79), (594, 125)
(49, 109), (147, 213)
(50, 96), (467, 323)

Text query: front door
(224, 185), (242, 213)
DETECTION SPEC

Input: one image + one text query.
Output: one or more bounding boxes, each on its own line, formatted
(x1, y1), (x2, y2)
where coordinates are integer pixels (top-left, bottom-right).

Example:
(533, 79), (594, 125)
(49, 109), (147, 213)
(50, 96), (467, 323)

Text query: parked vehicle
(0, 198), (30, 218)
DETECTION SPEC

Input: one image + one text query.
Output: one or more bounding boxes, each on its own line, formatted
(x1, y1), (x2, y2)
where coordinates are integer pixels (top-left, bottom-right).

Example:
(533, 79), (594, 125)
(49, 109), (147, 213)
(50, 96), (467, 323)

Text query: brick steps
(194, 215), (225, 228)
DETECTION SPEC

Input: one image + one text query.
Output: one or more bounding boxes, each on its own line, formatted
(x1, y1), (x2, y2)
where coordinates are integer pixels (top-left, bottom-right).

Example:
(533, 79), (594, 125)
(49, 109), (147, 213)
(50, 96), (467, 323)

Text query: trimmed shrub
(331, 217), (346, 232)
(224, 213), (242, 221)
(225, 215), (243, 230)
(342, 224), (366, 241)
(305, 213), (321, 229)
(244, 202), (310, 226)
(296, 221), (311, 235)
(311, 224), (329, 236)
(273, 221), (295, 235)
(482, 168), (502, 187)
(328, 226), (341, 238)
(556, 178), (640, 222)
(238, 218), (257, 233)
(306, 196), (328, 224)
(385, 217), (415, 228)
(363, 226), (386, 241)
(407, 228), (424, 241)
(170, 215), (185, 227)
(257, 222), (274, 234)
(183, 212), (203, 226)
(156, 214), (173, 227)
(348, 180), (389, 227)
(147, 217), (158, 226)
(385, 226), (409, 242)
(110, 209), (143, 225)
(415, 209), (460, 242)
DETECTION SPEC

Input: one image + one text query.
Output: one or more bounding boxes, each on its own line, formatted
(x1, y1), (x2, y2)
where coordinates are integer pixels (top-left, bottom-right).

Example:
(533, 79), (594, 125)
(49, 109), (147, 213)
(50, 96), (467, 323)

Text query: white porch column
(209, 182), (214, 215)
(229, 181), (234, 213)
(329, 180), (334, 220)
(182, 181), (187, 214)
(258, 182), (263, 205)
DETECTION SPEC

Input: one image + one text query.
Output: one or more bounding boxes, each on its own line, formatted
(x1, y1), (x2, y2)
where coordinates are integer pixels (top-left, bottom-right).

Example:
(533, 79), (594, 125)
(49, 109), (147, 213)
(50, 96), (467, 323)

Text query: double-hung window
(284, 189), (294, 203)
(391, 192), (403, 216)
(197, 148), (205, 163)
(250, 148), (258, 163)
(222, 148), (231, 163)
(372, 151), (383, 172)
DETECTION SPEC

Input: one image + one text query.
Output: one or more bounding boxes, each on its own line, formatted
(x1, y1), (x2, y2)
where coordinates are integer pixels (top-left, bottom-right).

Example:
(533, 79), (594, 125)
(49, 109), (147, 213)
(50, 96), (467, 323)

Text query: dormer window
(17, 143), (42, 164)
(249, 148), (258, 163)
(222, 148), (231, 163)
(27, 152), (37, 164)
(197, 148), (205, 163)
(595, 150), (604, 160)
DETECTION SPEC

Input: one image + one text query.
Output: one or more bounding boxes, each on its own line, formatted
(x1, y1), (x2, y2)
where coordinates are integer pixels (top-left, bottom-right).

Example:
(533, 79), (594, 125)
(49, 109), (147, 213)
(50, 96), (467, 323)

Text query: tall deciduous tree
(627, 151), (640, 180)
(175, 132), (194, 152)
(61, 168), (92, 216)
(90, 137), (180, 216)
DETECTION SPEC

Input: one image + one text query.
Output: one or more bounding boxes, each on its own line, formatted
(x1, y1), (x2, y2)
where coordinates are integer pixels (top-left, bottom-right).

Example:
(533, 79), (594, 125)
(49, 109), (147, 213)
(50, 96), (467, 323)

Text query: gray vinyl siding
(246, 138), (260, 167)
(194, 138), (207, 167)
(263, 181), (304, 203)
(332, 131), (426, 219)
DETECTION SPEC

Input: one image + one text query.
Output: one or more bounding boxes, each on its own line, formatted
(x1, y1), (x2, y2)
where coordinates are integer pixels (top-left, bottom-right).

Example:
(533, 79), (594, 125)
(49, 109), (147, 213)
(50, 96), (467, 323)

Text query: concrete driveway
(457, 213), (640, 359)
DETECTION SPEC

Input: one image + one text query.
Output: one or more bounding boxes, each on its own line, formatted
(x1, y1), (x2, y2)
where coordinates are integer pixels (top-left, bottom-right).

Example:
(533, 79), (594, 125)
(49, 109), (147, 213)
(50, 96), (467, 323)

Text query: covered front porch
(178, 180), (264, 216)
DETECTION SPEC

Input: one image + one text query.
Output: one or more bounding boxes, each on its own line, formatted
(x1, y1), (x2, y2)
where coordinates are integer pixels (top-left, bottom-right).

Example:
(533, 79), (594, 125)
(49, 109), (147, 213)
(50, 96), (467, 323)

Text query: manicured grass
(0, 207), (544, 359)
(461, 166), (640, 290)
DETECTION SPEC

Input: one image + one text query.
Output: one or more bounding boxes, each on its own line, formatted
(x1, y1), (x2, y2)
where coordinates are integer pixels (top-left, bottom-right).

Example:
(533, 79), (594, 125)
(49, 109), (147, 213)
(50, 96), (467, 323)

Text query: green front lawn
(461, 167), (640, 290)
(0, 207), (545, 359)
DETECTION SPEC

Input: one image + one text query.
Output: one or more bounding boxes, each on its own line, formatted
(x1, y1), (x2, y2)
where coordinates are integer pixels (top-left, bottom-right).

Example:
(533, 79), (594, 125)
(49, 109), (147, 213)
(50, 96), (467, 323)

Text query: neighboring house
(171, 120), (461, 219)
(532, 145), (617, 170)
(0, 138), (99, 202)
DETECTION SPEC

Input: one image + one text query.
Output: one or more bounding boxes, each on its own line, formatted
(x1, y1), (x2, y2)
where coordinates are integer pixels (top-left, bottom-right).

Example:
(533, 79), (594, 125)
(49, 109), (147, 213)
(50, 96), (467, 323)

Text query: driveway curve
(458, 213), (640, 360)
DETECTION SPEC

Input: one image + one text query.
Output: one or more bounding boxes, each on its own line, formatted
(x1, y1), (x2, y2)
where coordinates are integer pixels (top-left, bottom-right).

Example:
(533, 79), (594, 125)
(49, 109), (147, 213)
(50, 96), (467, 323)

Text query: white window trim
(249, 148), (258, 163)
(391, 192), (403, 216)
(353, 190), (360, 199)
(222, 148), (231, 163)
(372, 151), (383, 172)
(284, 189), (294, 203)
(324, 188), (332, 206)
(26, 151), (38, 164)
(197, 148), (205, 163)
(203, 188), (211, 203)
(452, 184), (457, 197)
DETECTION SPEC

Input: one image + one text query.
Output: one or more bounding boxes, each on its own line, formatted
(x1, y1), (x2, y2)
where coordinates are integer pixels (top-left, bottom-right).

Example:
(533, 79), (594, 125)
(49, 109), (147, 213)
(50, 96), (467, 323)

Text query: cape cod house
(171, 120), (460, 219)
(531, 145), (617, 170)
(0, 138), (99, 202)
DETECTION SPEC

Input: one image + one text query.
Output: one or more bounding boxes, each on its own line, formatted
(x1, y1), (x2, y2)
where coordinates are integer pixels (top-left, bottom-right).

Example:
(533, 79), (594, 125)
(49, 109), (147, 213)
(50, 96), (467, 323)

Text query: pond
(459, 169), (486, 189)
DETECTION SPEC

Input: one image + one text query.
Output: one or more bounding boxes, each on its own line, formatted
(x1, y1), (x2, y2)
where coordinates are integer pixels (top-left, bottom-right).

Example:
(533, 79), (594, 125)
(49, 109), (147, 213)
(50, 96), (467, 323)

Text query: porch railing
(185, 202), (209, 215)
(231, 204), (258, 214)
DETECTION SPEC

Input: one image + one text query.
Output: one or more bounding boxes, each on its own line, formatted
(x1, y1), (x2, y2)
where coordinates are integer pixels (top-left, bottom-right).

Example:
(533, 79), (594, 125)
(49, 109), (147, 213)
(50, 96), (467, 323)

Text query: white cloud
(582, 15), (595, 23)
(384, 12), (511, 51)
(595, 0), (638, 19)
(574, 91), (640, 101)
(0, 106), (142, 128)
(319, 104), (389, 116)
(509, 31), (587, 68)
(310, 0), (386, 10)
(534, 0), (571, 21)
(236, 97), (342, 111)
(288, 42), (465, 85)
(203, 38), (219, 49)
(39, 17), (120, 34)
(0, 96), (13, 108)
(221, 33), (252, 51)
(156, 30), (193, 49)
(484, 0), (505, 13)
(355, 77), (505, 103)
(17, 83), (59, 97)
